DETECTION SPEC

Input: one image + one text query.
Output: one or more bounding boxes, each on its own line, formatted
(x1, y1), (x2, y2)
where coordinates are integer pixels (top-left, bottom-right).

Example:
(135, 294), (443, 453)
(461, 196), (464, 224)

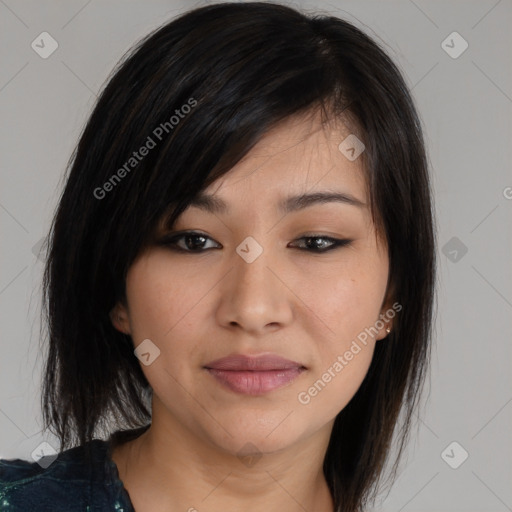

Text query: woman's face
(112, 111), (393, 456)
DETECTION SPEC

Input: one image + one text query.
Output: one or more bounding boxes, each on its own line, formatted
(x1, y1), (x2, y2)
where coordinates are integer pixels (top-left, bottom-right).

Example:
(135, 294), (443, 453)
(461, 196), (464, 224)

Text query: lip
(204, 353), (305, 371)
(204, 354), (306, 395)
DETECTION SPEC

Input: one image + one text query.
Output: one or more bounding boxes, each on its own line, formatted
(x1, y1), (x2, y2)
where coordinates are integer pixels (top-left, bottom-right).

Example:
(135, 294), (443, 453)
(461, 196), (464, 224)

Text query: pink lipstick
(204, 354), (306, 395)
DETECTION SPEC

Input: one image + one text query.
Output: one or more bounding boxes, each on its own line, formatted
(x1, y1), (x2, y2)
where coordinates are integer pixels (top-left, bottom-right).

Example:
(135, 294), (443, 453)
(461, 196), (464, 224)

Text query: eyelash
(158, 231), (353, 254)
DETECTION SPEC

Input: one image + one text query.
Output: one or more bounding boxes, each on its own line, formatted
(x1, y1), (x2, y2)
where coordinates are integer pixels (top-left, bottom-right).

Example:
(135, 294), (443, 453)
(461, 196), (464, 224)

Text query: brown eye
(288, 236), (353, 253)
(158, 231), (221, 252)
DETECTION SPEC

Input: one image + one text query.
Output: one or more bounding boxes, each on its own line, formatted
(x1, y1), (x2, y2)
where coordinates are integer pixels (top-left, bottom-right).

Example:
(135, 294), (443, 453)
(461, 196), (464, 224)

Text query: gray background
(1, 1), (511, 510)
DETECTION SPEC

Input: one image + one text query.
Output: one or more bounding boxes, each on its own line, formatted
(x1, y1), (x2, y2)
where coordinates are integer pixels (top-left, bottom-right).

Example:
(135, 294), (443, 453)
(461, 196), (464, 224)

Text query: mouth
(203, 353), (306, 396)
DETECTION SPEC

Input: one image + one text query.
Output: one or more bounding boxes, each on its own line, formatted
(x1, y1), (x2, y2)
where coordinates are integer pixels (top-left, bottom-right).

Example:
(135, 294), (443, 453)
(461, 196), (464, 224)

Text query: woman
(0, 2), (437, 511)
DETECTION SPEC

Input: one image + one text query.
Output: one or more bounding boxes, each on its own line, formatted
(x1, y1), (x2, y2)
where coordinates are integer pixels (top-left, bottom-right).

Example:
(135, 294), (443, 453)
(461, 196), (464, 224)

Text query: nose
(215, 240), (294, 334)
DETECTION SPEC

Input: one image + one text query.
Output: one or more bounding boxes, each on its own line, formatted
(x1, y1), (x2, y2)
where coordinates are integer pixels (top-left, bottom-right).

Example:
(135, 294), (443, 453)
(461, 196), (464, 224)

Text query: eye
(157, 231), (353, 253)
(288, 235), (353, 253)
(158, 231), (220, 252)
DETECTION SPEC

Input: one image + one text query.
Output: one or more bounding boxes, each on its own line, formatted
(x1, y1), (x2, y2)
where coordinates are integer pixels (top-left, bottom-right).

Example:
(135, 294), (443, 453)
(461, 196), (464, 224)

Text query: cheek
(300, 260), (384, 344)
(124, 257), (214, 387)
(295, 259), (384, 410)
(125, 255), (205, 340)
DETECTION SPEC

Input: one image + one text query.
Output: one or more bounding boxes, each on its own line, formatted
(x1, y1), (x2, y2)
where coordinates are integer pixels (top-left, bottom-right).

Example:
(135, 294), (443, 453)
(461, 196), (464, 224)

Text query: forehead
(203, 110), (368, 207)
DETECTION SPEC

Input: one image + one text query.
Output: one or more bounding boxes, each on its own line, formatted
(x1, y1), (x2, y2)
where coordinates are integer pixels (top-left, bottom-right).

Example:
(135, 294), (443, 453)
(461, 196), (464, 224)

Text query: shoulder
(0, 439), (133, 511)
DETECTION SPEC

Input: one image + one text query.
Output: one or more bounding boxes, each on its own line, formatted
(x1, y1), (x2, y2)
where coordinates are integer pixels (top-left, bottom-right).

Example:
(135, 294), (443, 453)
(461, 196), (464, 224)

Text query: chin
(203, 413), (309, 458)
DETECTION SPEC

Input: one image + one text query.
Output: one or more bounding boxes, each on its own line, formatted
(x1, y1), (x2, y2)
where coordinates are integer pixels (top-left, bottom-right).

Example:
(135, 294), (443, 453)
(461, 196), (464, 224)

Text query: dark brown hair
(40, 2), (437, 511)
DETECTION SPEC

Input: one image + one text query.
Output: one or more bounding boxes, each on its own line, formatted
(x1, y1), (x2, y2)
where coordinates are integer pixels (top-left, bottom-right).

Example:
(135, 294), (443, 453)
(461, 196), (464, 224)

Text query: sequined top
(0, 425), (150, 512)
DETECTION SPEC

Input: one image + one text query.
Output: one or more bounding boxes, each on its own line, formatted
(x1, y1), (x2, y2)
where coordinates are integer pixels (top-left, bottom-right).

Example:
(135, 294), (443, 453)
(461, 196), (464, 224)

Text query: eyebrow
(188, 190), (367, 215)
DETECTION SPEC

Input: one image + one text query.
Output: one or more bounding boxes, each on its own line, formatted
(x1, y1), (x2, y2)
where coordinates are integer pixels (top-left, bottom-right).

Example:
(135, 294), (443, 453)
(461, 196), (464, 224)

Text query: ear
(109, 302), (132, 335)
(375, 279), (396, 341)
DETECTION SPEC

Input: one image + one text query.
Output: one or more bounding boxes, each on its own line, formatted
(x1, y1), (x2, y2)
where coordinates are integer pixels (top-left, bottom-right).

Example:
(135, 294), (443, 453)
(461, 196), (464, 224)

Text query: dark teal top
(0, 425), (150, 511)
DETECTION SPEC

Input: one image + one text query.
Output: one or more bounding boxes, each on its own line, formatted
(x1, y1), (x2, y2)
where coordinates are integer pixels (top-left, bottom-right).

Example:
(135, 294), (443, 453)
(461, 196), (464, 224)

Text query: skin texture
(110, 110), (394, 512)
